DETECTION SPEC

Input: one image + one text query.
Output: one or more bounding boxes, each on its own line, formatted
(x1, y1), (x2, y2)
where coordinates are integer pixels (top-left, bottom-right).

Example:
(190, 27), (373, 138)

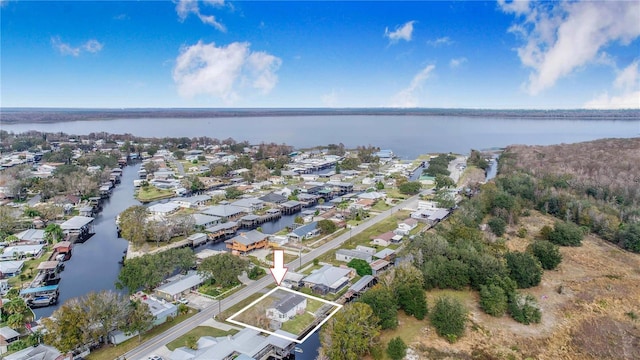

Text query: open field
(135, 186), (175, 202)
(367, 210), (640, 360)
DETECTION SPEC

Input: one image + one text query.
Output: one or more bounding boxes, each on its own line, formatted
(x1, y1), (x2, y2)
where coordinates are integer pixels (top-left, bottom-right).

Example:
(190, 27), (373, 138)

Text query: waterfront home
(287, 222), (319, 242)
(225, 230), (269, 255)
(355, 245), (376, 255)
(266, 293), (307, 322)
(0, 244), (45, 261)
(14, 229), (46, 244)
(410, 207), (450, 225)
(259, 192), (287, 205)
(60, 215), (95, 242)
(205, 221), (239, 240)
(394, 218), (418, 236)
(52, 241), (73, 260)
(326, 181), (354, 196)
(109, 295), (178, 345)
(370, 259), (391, 276)
(201, 204), (247, 222)
(172, 194), (211, 209)
(280, 200), (302, 215)
(357, 191), (386, 200)
(0, 260), (25, 278)
(169, 328), (296, 360)
(335, 249), (373, 263)
(370, 231), (396, 247)
(155, 271), (206, 302)
(191, 213), (222, 229)
(302, 265), (353, 295)
(148, 202), (181, 217)
(374, 248), (396, 262)
(345, 275), (377, 301)
(187, 233), (208, 247)
(231, 197), (265, 212)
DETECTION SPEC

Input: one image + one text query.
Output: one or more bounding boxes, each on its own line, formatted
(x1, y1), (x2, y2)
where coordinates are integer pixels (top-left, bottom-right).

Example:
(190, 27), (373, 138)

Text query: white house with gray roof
(335, 249), (373, 263)
(155, 271), (206, 301)
(266, 293), (307, 322)
(201, 204), (247, 221)
(302, 265), (353, 294)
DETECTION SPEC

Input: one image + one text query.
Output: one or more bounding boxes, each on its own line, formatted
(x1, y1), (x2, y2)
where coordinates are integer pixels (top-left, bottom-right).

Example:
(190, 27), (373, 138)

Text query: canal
(33, 164), (139, 318)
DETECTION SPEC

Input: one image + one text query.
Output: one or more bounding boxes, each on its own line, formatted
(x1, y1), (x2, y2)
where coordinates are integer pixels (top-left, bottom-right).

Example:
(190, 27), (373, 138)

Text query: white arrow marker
(269, 249), (288, 286)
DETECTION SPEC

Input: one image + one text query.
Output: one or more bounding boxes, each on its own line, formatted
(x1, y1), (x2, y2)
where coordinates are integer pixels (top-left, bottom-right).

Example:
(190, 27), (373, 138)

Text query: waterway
(32, 164), (139, 319)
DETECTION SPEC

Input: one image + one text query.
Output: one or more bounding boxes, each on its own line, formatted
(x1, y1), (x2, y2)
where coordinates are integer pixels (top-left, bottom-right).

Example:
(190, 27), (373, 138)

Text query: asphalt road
(124, 194), (421, 360)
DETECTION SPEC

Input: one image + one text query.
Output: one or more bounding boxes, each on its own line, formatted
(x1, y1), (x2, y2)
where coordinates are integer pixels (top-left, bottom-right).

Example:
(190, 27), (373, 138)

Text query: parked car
(178, 297), (189, 304)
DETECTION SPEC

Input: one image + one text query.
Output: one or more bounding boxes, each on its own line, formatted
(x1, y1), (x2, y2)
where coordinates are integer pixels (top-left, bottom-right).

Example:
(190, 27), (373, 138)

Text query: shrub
(248, 265), (265, 280)
(517, 227), (528, 238)
(318, 219), (337, 234)
(479, 284), (508, 317)
(488, 217), (507, 236)
(387, 337), (408, 360)
(508, 293), (542, 324)
(547, 221), (584, 246)
(399, 181), (422, 195)
(397, 284), (428, 320)
(527, 240), (562, 270)
(430, 296), (467, 342)
(347, 258), (372, 276)
(505, 252), (543, 288)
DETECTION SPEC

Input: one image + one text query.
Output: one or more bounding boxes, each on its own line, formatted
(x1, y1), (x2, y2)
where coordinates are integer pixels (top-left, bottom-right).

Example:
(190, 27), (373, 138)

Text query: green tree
(44, 223), (64, 244)
(198, 253), (248, 287)
(123, 299), (155, 342)
(83, 291), (129, 345)
(547, 221), (584, 246)
(186, 335), (198, 350)
(340, 157), (361, 170)
(7, 312), (25, 329)
(320, 302), (380, 360)
(347, 258), (372, 276)
(318, 219), (337, 234)
(505, 252), (543, 289)
(375, 181), (385, 190)
(42, 299), (91, 353)
(479, 284), (508, 317)
(508, 293), (542, 324)
(119, 205), (150, 246)
(0, 206), (17, 238)
(248, 265), (265, 280)
(487, 217), (507, 237)
(173, 150), (185, 160)
(225, 186), (243, 199)
(359, 285), (398, 329)
(435, 174), (455, 189)
(617, 222), (640, 253)
(386, 337), (407, 360)
(398, 181), (422, 195)
(430, 296), (467, 343)
(527, 240), (562, 270)
(294, 215), (304, 225)
(397, 283), (428, 320)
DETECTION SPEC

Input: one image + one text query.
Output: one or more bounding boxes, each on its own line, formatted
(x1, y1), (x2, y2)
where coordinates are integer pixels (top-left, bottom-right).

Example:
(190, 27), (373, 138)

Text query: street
(124, 193), (421, 360)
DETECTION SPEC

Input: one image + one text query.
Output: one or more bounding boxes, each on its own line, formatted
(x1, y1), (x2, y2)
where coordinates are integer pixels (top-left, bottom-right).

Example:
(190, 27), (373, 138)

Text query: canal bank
(33, 164), (140, 318)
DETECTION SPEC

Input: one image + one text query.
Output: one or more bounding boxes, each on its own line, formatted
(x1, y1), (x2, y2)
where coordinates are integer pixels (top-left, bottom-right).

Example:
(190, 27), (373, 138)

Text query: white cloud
(584, 61), (640, 109)
(426, 36), (453, 47)
(384, 21), (415, 44)
(449, 57), (467, 69)
(175, 0), (226, 32)
(51, 36), (103, 56)
(322, 90), (339, 107)
(390, 64), (436, 107)
(173, 41), (281, 103)
(500, 1), (640, 95)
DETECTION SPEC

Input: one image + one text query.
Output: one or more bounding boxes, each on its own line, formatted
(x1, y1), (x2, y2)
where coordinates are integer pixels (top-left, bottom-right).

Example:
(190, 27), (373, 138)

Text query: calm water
(3, 115), (639, 158)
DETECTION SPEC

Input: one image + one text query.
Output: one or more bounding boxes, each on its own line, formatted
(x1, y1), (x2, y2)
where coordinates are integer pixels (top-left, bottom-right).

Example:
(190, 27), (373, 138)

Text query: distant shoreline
(1, 108), (638, 124)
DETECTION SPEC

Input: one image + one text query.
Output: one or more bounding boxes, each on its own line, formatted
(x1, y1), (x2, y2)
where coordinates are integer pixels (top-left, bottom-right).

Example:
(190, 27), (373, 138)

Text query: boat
(294, 347), (303, 353)
(27, 296), (57, 308)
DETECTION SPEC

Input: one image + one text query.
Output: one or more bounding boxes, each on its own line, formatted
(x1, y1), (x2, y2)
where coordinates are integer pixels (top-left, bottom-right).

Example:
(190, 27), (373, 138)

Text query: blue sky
(1, 0), (639, 109)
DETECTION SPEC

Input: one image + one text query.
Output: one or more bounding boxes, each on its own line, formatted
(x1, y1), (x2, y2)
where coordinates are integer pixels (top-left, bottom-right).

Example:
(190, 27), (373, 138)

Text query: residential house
(0, 261), (24, 278)
(148, 202), (181, 217)
(231, 198), (265, 212)
(326, 181), (354, 196)
(168, 328), (296, 360)
(0, 326), (20, 353)
(345, 275), (377, 301)
(282, 272), (305, 289)
(155, 271), (206, 302)
(201, 204), (247, 222)
(60, 215), (95, 241)
(259, 192), (288, 205)
(335, 249), (373, 263)
(225, 230), (269, 254)
(109, 295), (178, 345)
(187, 233), (208, 247)
(410, 207), (450, 225)
(191, 213), (222, 229)
(370, 231), (395, 247)
(0, 245), (45, 261)
(14, 229), (46, 244)
(172, 194), (211, 209)
(355, 245), (376, 255)
(2, 344), (68, 360)
(374, 248), (396, 262)
(370, 259), (391, 276)
(280, 200), (302, 215)
(357, 191), (386, 200)
(266, 293), (307, 322)
(394, 218), (418, 236)
(302, 265), (353, 295)
(287, 222), (319, 242)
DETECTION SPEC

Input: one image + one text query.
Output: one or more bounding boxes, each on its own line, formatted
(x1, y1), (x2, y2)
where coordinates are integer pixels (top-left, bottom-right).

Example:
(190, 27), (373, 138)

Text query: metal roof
(60, 216), (94, 230)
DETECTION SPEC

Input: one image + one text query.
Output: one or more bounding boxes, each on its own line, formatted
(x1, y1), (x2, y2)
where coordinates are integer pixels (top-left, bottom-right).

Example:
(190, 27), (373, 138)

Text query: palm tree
(44, 223), (64, 244)
(3, 297), (28, 316)
(8, 312), (25, 329)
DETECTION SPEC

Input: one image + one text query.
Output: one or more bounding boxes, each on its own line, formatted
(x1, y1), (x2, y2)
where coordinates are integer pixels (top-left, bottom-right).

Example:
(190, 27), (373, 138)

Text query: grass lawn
(264, 252), (298, 264)
(306, 298), (325, 313)
(199, 283), (240, 298)
(280, 312), (315, 334)
(136, 186), (175, 202)
(373, 312), (429, 360)
(218, 293), (263, 322)
(8, 250), (54, 287)
(86, 309), (197, 360)
(371, 201), (392, 212)
(385, 188), (409, 200)
(166, 326), (238, 351)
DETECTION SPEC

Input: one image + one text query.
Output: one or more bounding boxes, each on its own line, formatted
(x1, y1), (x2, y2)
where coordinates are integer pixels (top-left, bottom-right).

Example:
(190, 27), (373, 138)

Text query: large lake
(3, 115), (639, 158)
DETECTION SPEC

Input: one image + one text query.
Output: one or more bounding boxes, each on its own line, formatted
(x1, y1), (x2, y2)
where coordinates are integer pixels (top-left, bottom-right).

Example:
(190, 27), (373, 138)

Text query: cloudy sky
(1, 0), (639, 109)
